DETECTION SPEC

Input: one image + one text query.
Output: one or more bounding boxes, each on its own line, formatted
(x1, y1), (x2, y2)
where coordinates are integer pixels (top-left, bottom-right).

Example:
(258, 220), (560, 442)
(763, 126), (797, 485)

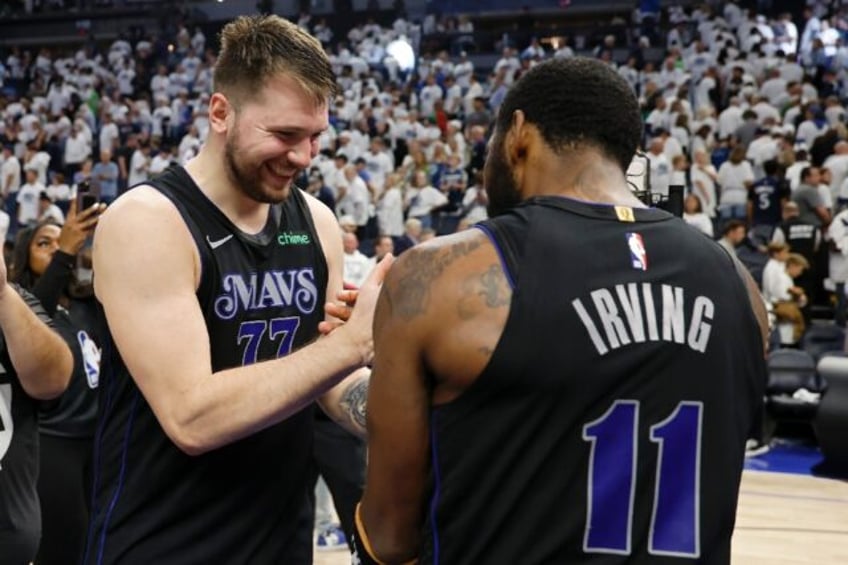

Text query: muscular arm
(93, 187), (386, 455)
(309, 193), (386, 438)
(0, 286), (73, 400)
(360, 229), (509, 562)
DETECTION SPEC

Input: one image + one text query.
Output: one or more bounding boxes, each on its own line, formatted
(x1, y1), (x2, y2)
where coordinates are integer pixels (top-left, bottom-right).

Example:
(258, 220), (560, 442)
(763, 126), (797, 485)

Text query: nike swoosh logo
(206, 234), (234, 250)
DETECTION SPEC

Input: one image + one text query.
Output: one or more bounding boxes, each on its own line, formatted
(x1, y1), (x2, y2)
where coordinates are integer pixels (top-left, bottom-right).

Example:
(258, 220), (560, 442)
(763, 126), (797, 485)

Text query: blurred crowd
(2, 0), (848, 340)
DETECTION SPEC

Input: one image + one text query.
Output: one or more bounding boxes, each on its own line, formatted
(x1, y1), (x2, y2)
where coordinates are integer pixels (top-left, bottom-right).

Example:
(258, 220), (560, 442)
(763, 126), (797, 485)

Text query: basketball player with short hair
(85, 15), (390, 564)
(354, 57), (769, 564)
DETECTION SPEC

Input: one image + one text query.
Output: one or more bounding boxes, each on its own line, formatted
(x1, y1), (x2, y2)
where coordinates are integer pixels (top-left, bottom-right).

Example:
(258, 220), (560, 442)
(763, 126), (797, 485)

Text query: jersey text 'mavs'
(214, 269), (318, 320)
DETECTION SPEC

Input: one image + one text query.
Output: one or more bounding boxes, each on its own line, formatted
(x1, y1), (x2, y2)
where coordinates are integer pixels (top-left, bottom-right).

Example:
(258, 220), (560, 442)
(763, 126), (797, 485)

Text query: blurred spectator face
(374, 236), (393, 259)
(342, 231), (359, 253)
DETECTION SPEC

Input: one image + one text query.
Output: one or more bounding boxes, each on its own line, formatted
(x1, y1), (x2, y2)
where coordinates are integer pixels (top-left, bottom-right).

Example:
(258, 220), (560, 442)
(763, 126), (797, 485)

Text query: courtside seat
(764, 349), (825, 441)
(814, 354), (848, 472)
(800, 323), (846, 362)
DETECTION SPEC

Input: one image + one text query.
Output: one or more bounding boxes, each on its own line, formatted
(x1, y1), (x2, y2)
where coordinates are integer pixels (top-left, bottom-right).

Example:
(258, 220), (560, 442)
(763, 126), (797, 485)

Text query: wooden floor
(314, 470), (848, 564)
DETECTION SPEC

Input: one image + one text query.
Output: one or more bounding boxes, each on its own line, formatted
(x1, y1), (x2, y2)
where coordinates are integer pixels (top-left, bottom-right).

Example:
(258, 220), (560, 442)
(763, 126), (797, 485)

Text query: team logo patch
(627, 232), (648, 271)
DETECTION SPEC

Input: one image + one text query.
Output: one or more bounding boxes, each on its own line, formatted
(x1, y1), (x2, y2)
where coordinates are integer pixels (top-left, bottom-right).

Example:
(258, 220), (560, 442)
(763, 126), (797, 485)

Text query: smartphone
(76, 181), (99, 211)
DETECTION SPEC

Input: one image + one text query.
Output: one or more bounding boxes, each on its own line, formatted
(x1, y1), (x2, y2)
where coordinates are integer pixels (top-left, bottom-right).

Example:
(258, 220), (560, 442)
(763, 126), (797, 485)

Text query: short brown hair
(213, 15), (337, 108)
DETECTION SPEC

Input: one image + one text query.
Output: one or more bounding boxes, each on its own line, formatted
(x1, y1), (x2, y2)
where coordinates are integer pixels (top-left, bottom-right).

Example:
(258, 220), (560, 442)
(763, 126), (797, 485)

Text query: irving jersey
(84, 167), (328, 564)
(420, 196), (766, 565)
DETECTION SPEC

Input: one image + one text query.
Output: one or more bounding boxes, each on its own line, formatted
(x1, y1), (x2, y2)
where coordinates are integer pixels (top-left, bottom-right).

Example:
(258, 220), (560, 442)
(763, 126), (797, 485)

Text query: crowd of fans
(1, 0), (848, 338)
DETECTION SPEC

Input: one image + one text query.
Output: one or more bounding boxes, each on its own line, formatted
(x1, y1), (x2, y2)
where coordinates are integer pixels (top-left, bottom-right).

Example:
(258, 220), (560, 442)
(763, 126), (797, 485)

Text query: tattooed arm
(319, 366), (370, 437)
(358, 228), (512, 563)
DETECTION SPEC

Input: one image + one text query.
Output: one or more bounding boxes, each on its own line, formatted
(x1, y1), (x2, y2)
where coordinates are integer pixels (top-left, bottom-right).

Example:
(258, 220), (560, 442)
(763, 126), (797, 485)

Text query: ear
(208, 92), (232, 135)
(503, 110), (530, 167)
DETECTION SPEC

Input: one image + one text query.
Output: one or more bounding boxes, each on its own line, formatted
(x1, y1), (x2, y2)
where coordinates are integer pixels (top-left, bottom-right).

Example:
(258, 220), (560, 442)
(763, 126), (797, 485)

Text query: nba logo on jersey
(626, 232), (648, 271)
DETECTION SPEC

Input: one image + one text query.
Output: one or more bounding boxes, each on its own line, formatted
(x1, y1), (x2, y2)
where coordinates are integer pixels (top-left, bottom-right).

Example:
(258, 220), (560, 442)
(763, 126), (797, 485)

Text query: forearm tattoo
(339, 376), (368, 430)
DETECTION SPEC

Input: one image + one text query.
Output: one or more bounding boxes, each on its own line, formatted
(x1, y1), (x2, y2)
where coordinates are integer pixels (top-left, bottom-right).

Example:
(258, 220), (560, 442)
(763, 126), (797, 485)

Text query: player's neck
(525, 149), (647, 208)
(185, 143), (270, 233)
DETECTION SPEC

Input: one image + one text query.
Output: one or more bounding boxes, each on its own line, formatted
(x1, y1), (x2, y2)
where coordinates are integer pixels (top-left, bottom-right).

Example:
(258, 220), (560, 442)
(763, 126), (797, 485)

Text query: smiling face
(222, 74), (328, 204)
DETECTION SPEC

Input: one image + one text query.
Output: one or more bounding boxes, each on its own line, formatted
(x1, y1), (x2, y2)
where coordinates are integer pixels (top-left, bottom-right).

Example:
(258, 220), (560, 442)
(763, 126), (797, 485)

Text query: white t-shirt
(717, 160), (754, 205)
(1, 155), (21, 194)
(405, 185), (448, 218)
(46, 182), (71, 202)
(343, 250), (374, 289)
(376, 187), (404, 237)
(762, 258), (793, 303)
(16, 182), (44, 225)
(24, 151), (51, 186)
(128, 150), (150, 187)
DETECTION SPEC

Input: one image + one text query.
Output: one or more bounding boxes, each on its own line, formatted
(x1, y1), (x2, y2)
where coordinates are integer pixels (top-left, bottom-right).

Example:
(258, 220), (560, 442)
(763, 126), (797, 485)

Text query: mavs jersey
(84, 167), (327, 564)
(420, 196), (765, 564)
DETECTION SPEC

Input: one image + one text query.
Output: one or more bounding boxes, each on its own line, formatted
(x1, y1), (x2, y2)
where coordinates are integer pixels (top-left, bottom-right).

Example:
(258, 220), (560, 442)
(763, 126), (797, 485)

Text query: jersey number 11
(582, 400), (702, 558)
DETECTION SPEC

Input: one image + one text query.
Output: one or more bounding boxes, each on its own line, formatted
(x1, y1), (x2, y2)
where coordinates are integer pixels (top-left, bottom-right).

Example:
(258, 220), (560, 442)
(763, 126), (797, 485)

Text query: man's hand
(319, 289), (359, 335)
(334, 254), (394, 366)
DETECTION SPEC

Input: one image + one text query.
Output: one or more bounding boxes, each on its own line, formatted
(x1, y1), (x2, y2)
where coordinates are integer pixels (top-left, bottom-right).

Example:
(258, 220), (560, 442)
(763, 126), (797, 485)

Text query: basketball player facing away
(85, 16), (390, 564)
(353, 58), (769, 564)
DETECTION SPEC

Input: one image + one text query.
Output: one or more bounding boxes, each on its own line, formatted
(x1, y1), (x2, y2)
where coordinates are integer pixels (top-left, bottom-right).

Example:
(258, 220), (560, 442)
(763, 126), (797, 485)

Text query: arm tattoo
(339, 376), (368, 430)
(479, 265), (511, 308)
(458, 264), (512, 320)
(390, 237), (484, 320)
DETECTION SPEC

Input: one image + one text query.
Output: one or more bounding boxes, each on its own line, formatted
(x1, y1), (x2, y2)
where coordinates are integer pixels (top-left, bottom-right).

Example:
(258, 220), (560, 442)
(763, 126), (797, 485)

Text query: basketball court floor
(314, 440), (848, 564)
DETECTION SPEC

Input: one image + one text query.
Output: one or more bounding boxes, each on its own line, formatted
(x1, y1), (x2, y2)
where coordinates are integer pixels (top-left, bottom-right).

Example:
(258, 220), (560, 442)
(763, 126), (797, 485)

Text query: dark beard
(484, 145), (522, 217)
(223, 130), (287, 205)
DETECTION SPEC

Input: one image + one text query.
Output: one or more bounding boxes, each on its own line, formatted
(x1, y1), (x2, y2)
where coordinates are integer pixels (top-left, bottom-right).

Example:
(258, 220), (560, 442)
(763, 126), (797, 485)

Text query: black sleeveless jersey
(84, 166), (328, 565)
(0, 287), (54, 564)
(420, 196), (766, 565)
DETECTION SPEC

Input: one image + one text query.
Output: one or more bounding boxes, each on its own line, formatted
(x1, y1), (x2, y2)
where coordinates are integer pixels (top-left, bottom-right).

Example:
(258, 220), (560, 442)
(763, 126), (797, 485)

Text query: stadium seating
(814, 353), (848, 473)
(764, 348), (826, 442)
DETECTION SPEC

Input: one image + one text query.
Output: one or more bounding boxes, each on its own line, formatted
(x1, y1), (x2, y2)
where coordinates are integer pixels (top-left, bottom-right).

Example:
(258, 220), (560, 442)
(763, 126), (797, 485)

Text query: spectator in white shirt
(690, 149), (718, 218)
(1, 144), (21, 203)
(37, 192), (65, 224)
(17, 169), (44, 227)
(404, 170), (447, 229)
(63, 123), (90, 178)
(99, 113), (120, 153)
(683, 192), (713, 236)
(341, 231), (373, 289)
(418, 74), (443, 118)
(823, 141), (848, 196)
(376, 172), (405, 238)
(22, 142), (51, 187)
(45, 172), (71, 206)
(361, 138), (393, 198)
(337, 164), (370, 235)
(647, 138), (671, 198)
(786, 149), (811, 191)
(762, 242), (808, 342)
(149, 146), (175, 176)
(128, 142), (152, 188)
(717, 145), (755, 220)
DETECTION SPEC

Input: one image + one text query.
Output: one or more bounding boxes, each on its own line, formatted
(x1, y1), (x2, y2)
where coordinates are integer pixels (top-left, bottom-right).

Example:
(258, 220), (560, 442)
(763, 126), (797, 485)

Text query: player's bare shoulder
(95, 184), (184, 238)
(384, 228), (507, 324)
